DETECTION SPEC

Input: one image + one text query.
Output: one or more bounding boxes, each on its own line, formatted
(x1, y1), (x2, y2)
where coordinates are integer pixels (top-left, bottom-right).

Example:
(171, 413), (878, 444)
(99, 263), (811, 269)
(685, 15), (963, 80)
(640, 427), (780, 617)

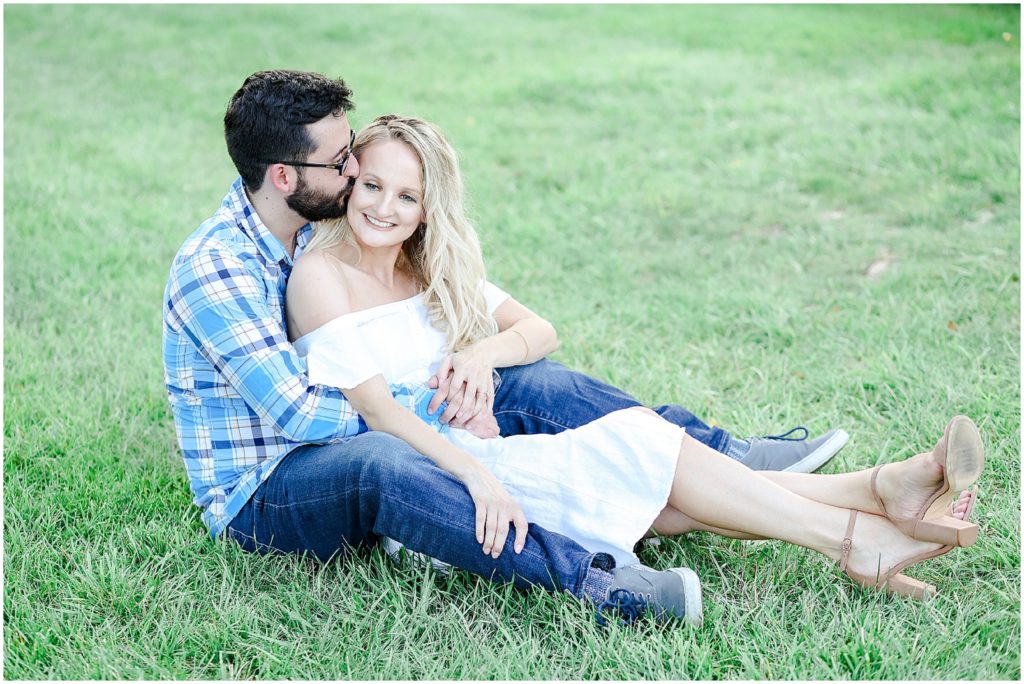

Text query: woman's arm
(430, 298), (559, 425)
(478, 297), (560, 367)
(287, 253), (528, 557)
(344, 374), (529, 558)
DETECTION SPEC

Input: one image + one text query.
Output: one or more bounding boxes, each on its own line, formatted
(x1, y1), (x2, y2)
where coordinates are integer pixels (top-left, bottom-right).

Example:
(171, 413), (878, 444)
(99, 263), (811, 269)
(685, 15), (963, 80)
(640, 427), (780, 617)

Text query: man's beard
(286, 172), (352, 222)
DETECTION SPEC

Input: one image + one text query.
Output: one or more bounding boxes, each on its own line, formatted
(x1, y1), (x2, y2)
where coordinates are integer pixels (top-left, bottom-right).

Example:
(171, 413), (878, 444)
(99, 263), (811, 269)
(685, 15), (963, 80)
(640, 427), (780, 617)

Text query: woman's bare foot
(872, 450), (947, 519)
(873, 417), (983, 523)
(951, 490), (972, 519)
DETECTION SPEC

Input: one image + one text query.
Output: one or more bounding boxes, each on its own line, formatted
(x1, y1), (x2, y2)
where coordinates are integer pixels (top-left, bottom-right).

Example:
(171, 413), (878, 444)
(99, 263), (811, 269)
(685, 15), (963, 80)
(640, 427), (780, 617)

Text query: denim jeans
(226, 431), (613, 600)
(492, 358), (734, 453)
(226, 357), (729, 598)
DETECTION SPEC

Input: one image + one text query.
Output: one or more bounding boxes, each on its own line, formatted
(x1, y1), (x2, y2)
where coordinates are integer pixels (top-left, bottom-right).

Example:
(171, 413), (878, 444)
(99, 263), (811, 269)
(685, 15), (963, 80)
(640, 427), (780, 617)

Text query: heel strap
(838, 510), (858, 572)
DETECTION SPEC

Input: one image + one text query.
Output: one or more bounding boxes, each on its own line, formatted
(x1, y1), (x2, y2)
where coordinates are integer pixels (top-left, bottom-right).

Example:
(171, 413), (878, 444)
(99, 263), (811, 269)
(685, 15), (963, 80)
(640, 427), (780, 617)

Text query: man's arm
(165, 246), (363, 443)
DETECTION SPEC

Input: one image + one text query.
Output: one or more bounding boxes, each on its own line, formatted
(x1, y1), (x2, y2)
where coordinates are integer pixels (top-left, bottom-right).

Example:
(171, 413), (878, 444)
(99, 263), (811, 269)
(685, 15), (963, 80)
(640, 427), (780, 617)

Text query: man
(163, 70), (844, 627)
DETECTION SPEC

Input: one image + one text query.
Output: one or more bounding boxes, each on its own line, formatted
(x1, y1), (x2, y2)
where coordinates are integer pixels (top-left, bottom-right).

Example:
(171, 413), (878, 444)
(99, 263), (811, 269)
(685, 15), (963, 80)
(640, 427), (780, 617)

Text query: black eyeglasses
(266, 129), (356, 175)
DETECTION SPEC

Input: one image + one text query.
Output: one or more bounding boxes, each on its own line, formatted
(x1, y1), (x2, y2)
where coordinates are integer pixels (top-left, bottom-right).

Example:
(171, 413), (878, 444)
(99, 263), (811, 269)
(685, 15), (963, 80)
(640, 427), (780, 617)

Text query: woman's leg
(650, 498), (971, 540)
(650, 506), (764, 539)
(651, 425), (969, 583)
(658, 431), (852, 550)
(651, 465), (940, 537)
(650, 408), (972, 529)
(756, 462), (936, 517)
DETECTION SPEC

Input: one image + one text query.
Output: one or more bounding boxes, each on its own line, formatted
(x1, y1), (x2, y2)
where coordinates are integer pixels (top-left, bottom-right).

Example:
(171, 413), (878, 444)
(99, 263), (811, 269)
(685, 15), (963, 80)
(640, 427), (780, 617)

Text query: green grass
(4, 4), (1020, 679)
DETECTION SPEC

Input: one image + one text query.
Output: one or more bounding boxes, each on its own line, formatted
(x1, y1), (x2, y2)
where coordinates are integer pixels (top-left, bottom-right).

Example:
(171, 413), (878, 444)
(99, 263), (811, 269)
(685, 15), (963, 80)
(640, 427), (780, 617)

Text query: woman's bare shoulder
(293, 248), (346, 283)
(287, 249), (353, 338)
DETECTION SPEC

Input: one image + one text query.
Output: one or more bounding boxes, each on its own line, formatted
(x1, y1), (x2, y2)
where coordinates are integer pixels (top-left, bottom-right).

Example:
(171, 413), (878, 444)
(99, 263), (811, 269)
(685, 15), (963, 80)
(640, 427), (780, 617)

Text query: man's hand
(427, 352), (495, 425)
(462, 411), (500, 439)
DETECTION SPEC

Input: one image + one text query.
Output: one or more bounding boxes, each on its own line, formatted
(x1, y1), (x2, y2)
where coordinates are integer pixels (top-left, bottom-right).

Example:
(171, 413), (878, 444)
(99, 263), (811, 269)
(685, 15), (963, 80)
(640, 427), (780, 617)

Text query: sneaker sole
(381, 537), (453, 576)
(668, 567), (704, 627)
(782, 429), (849, 473)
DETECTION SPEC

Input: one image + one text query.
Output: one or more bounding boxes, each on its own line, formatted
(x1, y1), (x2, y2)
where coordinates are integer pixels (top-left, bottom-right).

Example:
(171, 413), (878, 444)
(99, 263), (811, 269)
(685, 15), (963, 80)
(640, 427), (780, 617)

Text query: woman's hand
(428, 350), (495, 425)
(461, 465), (529, 557)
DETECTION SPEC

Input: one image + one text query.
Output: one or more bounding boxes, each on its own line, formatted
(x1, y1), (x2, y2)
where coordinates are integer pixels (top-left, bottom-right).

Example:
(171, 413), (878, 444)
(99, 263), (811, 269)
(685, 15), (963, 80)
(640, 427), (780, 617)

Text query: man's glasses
(265, 129), (356, 175)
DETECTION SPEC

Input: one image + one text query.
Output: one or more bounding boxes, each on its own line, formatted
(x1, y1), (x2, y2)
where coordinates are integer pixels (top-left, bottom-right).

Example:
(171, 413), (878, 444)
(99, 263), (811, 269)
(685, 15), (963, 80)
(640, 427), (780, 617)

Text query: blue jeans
(492, 358), (734, 453)
(226, 431), (613, 600)
(227, 358), (728, 598)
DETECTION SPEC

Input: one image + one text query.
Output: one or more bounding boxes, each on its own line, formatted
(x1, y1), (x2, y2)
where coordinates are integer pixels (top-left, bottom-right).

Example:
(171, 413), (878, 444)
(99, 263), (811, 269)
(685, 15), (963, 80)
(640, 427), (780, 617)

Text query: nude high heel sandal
(869, 415), (984, 547)
(837, 510), (944, 600)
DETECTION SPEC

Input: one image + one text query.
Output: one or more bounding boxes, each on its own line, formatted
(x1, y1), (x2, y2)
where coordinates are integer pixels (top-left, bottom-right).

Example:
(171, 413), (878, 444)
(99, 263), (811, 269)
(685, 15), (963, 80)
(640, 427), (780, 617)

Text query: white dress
(292, 283), (685, 567)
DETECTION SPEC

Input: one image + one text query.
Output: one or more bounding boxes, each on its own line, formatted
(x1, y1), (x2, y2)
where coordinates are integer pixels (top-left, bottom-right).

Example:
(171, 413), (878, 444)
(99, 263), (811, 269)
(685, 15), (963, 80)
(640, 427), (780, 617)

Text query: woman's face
(346, 139), (424, 251)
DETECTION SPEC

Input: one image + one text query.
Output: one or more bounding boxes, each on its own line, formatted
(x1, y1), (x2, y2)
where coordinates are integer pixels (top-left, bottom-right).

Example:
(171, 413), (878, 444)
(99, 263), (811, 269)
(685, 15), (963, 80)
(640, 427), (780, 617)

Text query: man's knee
(346, 430), (416, 458)
(498, 358), (635, 408)
(287, 432), (421, 493)
(498, 358), (571, 395)
(342, 431), (421, 485)
(346, 432), (467, 499)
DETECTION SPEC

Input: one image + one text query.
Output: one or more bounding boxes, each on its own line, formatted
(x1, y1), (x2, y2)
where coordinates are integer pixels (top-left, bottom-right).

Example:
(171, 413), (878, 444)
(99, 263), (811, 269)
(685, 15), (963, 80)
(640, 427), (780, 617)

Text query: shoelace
(759, 426), (809, 441)
(595, 588), (650, 626)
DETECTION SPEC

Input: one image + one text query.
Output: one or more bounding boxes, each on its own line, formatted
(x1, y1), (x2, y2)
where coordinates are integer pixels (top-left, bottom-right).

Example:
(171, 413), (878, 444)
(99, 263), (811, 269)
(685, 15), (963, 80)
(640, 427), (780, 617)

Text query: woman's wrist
(470, 328), (531, 369)
(508, 328), (530, 362)
(463, 338), (501, 370)
(449, 452), (486, 483)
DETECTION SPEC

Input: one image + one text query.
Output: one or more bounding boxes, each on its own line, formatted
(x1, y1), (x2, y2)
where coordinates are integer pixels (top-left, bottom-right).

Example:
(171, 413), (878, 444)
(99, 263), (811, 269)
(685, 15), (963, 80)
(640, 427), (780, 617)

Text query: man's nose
(344, 155), (360, 179)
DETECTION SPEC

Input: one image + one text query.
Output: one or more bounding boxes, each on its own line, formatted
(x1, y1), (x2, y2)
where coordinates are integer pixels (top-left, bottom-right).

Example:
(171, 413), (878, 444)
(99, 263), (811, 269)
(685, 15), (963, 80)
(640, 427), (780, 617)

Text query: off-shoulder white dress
(293, 283), (685, 567)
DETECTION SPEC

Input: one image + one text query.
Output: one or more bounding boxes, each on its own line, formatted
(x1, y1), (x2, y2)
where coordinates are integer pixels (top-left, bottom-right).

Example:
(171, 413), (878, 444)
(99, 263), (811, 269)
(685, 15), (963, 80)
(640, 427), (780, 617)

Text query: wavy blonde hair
(307, 114), (497, 351)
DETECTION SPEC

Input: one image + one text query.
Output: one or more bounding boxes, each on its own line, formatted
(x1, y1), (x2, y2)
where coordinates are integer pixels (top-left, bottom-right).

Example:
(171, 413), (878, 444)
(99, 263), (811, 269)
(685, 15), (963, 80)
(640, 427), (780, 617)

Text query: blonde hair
(307, 115), (497, 351)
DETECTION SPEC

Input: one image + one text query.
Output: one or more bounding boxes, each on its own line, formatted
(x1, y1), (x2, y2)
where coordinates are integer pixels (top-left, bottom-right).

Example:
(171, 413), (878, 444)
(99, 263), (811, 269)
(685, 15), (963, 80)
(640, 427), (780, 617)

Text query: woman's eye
(400, 194), (417, 203)
(363, 182), (379, 191)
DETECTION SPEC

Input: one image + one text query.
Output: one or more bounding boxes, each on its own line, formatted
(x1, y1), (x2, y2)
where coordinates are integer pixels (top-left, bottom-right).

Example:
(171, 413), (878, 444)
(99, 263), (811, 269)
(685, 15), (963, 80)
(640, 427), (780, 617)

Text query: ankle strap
(839, 510), (858, 571)
(869, 466), (889, 517)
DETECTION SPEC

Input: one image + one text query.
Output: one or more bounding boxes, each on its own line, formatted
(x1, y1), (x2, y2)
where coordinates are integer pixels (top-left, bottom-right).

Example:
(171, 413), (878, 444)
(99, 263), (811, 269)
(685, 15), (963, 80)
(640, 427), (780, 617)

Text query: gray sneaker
(597, 565), (703, 627)
(739, 428), (849, 473)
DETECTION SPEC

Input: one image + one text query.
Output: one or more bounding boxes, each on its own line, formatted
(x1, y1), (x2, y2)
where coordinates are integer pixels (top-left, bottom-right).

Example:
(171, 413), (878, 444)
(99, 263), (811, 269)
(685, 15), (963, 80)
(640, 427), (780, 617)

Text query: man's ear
(265, 163), (294, 193)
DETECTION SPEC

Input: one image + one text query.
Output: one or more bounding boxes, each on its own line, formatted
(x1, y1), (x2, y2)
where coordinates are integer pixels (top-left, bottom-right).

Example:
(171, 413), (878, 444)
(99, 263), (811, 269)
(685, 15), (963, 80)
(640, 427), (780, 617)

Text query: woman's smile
(364, 213), (397, 230)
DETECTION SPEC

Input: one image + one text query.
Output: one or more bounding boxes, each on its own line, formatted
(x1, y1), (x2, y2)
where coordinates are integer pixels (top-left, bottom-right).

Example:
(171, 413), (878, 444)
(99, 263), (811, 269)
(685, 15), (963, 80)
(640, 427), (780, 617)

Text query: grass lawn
(4, 4), (1020, 679)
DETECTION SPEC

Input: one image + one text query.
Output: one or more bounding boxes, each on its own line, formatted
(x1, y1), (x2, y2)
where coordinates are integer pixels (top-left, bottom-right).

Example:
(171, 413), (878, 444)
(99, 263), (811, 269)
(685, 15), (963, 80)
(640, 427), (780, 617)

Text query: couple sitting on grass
(163, 70), (984, 627)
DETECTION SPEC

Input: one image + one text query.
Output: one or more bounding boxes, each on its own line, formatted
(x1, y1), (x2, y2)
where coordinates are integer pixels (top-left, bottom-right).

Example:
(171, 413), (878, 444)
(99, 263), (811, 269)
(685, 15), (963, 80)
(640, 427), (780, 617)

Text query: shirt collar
(295, 223), (314, 257)
(227, 177), (313, 267)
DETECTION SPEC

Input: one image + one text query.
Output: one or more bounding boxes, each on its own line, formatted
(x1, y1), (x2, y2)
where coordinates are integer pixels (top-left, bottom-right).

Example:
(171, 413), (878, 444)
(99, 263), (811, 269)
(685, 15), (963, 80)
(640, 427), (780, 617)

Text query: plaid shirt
(164, 178), (391, 538)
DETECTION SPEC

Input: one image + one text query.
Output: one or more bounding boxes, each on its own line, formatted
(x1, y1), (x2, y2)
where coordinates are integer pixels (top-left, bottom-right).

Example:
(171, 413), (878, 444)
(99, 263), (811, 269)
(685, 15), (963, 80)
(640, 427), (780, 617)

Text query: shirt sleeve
(482, 280), (511, 314)
(302, 316), (384, 390)
(164, 246), (363, 443)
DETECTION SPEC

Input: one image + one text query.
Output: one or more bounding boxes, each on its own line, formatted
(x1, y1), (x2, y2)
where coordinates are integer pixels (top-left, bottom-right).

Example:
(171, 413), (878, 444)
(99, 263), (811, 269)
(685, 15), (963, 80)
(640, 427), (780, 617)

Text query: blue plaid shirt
(163, 178), (438, 538)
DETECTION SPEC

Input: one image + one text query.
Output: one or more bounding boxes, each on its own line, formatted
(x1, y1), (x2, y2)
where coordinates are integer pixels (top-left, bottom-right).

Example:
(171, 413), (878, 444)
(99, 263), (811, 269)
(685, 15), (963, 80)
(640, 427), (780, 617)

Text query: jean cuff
(723, 434), (751, 461)
(579, 552), (615, 603)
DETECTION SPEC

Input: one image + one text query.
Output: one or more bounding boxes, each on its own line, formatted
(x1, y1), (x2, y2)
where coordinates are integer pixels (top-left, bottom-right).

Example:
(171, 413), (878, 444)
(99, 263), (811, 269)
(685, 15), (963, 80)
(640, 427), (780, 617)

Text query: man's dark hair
(224, 70), (355, 190)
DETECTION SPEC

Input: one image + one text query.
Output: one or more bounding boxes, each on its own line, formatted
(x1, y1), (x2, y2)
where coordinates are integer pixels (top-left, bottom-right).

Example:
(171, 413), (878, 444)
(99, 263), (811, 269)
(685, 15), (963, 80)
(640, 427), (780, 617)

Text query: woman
(286, 115), (982, 603)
